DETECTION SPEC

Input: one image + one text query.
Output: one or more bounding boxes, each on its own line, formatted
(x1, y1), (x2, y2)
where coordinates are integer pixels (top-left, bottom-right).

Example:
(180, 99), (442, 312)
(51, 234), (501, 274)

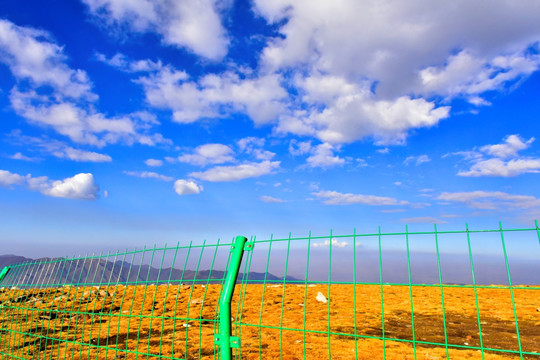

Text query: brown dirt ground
(0, 284), (539, 359)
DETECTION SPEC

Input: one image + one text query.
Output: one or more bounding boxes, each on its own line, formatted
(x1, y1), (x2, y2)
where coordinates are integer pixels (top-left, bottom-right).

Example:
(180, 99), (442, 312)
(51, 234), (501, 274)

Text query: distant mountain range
(2, 252), (539, 286)
(0, 254), (292, 287)
(0, 255), (33, 269)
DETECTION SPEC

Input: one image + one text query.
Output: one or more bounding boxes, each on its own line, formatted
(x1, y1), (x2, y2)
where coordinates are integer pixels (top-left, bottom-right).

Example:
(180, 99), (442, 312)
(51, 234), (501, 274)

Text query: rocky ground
(0, 283), (539, 359)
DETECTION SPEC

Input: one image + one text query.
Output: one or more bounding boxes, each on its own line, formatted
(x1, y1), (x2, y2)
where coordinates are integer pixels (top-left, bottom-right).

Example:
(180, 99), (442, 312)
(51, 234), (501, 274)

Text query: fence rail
(1, 222), (539, 359)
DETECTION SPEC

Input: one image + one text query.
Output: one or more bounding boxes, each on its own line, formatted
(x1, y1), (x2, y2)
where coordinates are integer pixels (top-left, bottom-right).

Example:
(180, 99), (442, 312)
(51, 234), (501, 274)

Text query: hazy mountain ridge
(0, 255), (292, 287)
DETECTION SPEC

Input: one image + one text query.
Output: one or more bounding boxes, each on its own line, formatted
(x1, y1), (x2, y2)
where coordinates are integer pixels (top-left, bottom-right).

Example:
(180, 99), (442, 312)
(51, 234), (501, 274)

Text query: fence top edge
(3, 221), (539, 270)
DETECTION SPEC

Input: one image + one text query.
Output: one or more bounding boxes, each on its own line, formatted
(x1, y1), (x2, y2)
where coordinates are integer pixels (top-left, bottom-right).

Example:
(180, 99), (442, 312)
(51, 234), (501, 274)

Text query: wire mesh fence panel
(1, 223), (540, 359)
(0, 240), (244, 360)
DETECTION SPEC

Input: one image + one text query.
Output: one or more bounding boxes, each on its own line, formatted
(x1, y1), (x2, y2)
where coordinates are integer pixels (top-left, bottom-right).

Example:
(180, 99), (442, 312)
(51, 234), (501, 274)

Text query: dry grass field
(1, 284), (539, 359)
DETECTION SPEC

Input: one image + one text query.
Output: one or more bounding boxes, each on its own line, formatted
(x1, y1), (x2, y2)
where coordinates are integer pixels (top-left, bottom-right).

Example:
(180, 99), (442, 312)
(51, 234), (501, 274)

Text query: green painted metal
(0, 224), (539, 359)
(0, 266), (10, 283)
(215, 235), (248, 360)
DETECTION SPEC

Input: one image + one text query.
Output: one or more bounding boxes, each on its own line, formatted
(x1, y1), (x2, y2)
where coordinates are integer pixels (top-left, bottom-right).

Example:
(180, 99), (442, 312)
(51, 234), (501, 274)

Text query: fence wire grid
(1, 222), (540, 359)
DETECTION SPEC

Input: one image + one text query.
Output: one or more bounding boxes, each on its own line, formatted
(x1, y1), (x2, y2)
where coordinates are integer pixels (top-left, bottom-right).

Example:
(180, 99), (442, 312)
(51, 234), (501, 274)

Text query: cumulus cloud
(77, 1), (540, 148)
(254, 1), (540, 95)
(305, 143), (346, 168)
(83, 0), (230, 60)
(10, 90), (169, 147)
(455, 134), (540, 177)
(419, 49), (540, 103)
(437, 191), (540, 210)
(123, 171), (173, 181)
(174, 179), (203, 195)
(252, 0), (540, 144)
(10, 153), (36, 161)
(190, 160), (280, 182)
(0, 19), (94, 100)
(313, 190), (409, 206)
(404, 155), (431, 166)
(145, 159), (163, 167)
(177, 143), (235, 166)
(7, 132), (111, 162)
(480, 135), (534, 159)
(237, 137), (275, 161)
(459, 158), (540, 177)
(0, 169), (99, 199)
(95, 1), (540, 147)
(138, 68), (287, 125)
(0, 19), (168, 147)
(288, 96), (444, 144)
(260, 195), (287, 203)
(58, 148), (111, 162)
(95, 52), (163, 73)
(42, 173), (99, 200)
(313, 239), (349, 248)
(278, 76), (450, 145)
(0, 170), (26, 187)
(289, 139), (312, 156)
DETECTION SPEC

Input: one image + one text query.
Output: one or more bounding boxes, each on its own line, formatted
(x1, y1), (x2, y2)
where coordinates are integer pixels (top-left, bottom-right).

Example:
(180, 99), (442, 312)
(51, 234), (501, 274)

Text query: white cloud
(251, 0), (540, 144)
(306, 143), (345, 168)
(138, 68), (287, 125)
(418, 50), (540, 103)
(313, 190), (409, 206)
(10, 90), (168, 146)
(260, 195), (287, 203)
(55, 147), (112, 162)
(276, 83), (450, 145)
(95, 52), (163, 72)
(458, 158), (540, 177)
(437, 191), (540, 210)
(123, 171), (173, 181)
(122, 0), (540, 146)
(255, 1), (540, 95)
(237, 137), (275, 161)
(381, 209), (406, 213)
(177, 143), (235, 166)
(174, 179), (203, 195)
(0, 170), (26, 187)
(0, 169), (100, 200)
(313, 239), (349, 248)
(41, 173), (99, 200)
(145, 159), (163, 167)
(10, 152), (36, 161)
(289, 139), (312, 156)
(237, 137), (263, 151)
(0, 19), (94, 100)
(190, 160), (280, 182)
(480, 134), (534, 159)
(8, 133), (111, 162)
(404, 155), (431, 166)
(455, 134), (540, 177)
(83, 0), (230, 60)
(0, 20), (168, 147)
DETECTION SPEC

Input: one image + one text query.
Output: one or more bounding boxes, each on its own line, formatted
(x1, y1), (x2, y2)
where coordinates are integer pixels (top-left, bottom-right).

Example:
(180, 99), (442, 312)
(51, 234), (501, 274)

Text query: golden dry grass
(1, 284), (539, 359)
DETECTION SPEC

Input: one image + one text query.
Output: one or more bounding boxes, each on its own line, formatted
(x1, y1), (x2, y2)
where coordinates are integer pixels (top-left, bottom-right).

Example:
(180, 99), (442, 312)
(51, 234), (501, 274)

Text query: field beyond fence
(1, 223), (540, 359)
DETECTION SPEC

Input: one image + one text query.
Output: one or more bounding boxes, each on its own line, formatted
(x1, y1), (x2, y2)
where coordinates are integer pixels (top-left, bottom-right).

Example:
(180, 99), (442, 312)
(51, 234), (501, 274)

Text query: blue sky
(1, 0), (540, 257)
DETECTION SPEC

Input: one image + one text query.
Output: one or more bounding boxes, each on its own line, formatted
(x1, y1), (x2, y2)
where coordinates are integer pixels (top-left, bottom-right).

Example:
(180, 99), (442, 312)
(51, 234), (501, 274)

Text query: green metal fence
(1, 223), (539, 359)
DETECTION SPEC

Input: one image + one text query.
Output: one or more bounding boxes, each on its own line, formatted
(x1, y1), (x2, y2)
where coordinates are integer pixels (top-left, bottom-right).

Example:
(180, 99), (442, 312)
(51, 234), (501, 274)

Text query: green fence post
(0, 266), (10, 284)
(215, 236), (251, 360)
